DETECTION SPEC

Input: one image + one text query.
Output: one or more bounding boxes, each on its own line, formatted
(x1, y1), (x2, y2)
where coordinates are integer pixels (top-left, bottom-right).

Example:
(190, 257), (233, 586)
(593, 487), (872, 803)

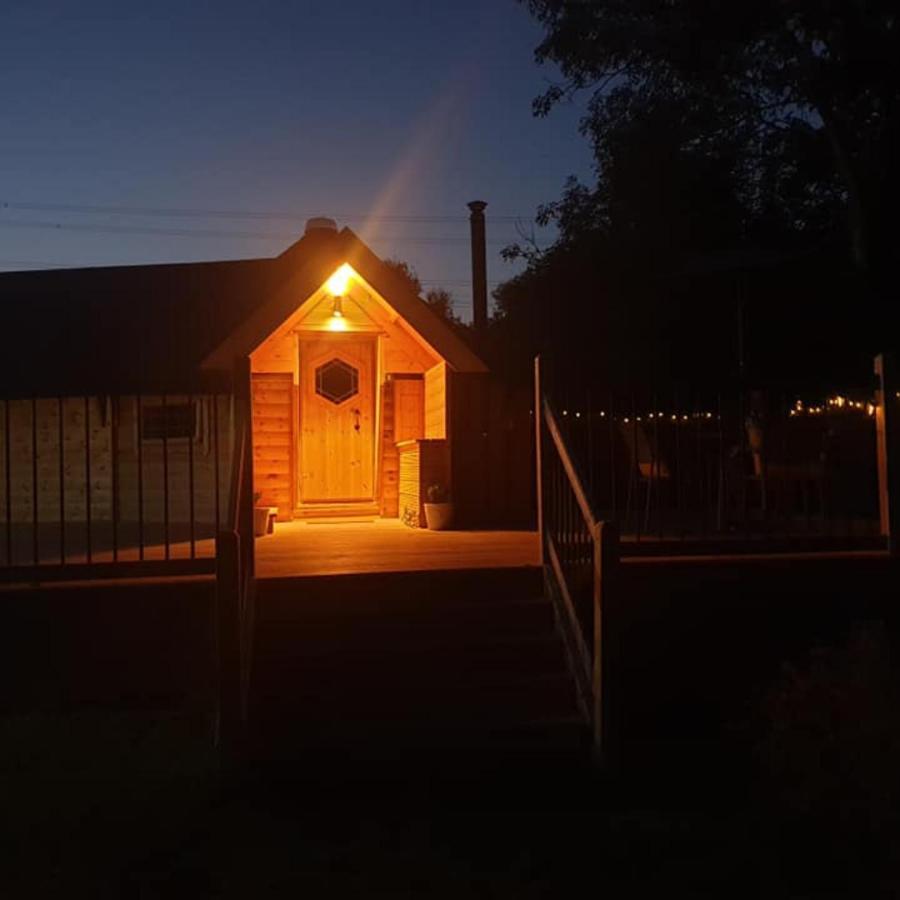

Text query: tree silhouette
(383, 259), (464, 326)
(522, 0), (900, 295)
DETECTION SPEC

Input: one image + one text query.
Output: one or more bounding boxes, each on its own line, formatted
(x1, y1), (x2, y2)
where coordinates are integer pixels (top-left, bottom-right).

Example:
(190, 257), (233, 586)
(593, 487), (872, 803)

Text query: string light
(792, 393), (876, 417)
(550, 391), (879, 426)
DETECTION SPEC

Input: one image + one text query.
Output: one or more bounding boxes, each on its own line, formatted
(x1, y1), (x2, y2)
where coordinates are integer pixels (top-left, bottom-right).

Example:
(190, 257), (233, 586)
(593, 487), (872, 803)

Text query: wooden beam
(875, 353), (899, 554)
(215, 528), (242, 752)
(592, 520), (618, 761)
(534, 356), (544, 564)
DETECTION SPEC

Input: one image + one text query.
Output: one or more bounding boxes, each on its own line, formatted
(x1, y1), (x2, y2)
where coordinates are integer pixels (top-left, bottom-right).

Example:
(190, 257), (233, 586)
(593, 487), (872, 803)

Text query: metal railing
(0, 392), (233, 581)
(535, 356), (617, 757)
(540, 369), (882, 550)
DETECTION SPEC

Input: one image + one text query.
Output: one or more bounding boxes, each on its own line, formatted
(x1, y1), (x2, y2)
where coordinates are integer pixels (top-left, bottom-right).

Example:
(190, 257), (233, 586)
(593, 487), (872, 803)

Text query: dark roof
(0, 227), (486, 398)
(0, 256), (280, 396)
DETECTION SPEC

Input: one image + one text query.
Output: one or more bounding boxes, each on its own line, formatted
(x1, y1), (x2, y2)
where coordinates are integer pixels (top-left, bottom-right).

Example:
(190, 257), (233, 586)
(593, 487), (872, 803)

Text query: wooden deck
(255, 519), (540, 579)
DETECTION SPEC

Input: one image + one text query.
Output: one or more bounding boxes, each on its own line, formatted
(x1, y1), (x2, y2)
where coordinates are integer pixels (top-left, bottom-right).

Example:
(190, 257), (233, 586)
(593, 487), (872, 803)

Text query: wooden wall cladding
(424, 362), (447, 439)
(398, 438), (449, 528)
(252, 372), (293, 519)
(381, 375), (424, 518)
(449, 373), (535, 529)
(0, 395), (232, 526)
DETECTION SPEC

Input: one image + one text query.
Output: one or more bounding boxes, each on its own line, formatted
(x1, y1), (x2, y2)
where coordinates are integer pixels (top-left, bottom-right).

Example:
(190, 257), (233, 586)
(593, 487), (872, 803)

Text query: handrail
(227, 410), (248, 534)
(542, 396), (597, 532)
(215, 358), (255, 754)
(535, 355), (617, 760)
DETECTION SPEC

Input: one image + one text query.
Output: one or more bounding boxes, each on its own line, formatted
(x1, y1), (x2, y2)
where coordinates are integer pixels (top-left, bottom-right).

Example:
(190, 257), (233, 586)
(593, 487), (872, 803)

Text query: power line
(0, 217), (514, 245)
(0, 259), (502, 288)
(0, 259), (73, 269)
(0, 199), (534, 225)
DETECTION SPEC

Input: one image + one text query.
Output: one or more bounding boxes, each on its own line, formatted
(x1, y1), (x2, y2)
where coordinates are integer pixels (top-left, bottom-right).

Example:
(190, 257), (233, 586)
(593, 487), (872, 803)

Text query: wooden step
(254, 604), (555, 646)
(293, 503), (380, 520)
(253, 629), (567, 668)
(252, 668), (576, 706)
(256, 567), (545, 617)
(247, 715), (590, 765)
(246, 563), (587, 764)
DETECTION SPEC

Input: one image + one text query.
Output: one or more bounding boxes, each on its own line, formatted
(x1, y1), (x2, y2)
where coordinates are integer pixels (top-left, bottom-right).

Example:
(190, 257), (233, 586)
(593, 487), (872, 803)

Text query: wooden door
(299, 337), (376, 503)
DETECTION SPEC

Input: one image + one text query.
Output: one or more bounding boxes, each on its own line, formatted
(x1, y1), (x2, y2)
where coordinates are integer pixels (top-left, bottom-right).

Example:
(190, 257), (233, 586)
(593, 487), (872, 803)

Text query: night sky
(0, 0), (592, 317)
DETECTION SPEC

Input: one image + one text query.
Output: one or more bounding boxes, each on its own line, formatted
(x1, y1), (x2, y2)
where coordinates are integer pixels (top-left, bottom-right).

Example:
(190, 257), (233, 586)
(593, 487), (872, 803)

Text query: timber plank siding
(0, 395), (232, 526)
(381, 375), (425, 518)
(398, 439), (449, 528)
(252, 373), (294, 520)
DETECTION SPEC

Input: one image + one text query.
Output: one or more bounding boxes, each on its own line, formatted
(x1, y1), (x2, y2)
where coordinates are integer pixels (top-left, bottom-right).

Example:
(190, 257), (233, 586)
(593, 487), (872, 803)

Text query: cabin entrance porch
(249, 262), (456, 526)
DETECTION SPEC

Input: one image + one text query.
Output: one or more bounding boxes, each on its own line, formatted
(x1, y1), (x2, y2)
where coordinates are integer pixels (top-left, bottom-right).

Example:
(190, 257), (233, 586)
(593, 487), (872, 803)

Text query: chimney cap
(304, 216), (338, 234)
(467, 200), (487, 215)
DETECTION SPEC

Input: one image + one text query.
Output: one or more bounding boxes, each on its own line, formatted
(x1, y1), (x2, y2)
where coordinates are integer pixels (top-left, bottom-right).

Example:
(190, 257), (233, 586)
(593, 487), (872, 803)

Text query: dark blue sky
(0, 0), (592, 316)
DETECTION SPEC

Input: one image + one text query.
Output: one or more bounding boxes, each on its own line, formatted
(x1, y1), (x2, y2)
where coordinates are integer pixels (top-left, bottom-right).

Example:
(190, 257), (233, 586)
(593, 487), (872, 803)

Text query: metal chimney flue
(467, 200), (488, 330)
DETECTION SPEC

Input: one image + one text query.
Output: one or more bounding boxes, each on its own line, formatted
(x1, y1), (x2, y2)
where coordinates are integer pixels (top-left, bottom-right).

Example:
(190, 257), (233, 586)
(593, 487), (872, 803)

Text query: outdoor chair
(618, 420), (671, 534)
(745, 416), (829, 528)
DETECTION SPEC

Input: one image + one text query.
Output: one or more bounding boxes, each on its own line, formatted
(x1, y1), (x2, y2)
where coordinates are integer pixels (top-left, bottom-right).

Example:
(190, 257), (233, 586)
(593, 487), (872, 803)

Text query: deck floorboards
(255, 519), (540, 579)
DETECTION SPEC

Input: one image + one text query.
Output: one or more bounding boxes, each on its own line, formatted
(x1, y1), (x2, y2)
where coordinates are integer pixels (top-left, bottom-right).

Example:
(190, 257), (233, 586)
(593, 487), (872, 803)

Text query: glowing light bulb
(327, 295), (347, 331)
(326, 263), (354, 296)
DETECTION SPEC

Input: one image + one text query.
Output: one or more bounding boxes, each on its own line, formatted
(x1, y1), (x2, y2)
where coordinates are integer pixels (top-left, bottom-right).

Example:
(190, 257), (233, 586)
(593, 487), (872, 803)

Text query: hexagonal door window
(315, 358), (359, 405)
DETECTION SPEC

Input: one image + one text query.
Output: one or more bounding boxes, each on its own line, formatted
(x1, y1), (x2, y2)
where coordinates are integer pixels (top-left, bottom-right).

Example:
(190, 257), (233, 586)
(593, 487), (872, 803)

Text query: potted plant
(423, 482), (453, 530)
(253, 492), (272, 537)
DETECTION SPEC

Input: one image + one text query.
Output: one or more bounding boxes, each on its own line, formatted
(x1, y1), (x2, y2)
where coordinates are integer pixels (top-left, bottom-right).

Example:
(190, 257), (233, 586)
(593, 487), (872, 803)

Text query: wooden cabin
(207, 218), (490, 525)
(0, 218), (503, 568)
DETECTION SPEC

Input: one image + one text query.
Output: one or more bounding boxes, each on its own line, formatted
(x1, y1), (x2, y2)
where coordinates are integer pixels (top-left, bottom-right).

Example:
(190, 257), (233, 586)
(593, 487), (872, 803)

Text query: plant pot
(253, 506), (274, 537)
(423, 502), (453, 531)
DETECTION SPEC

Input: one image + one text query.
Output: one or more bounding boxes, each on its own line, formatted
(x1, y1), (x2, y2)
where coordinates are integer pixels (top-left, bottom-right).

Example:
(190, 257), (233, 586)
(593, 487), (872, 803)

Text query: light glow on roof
(326, 263), (354, 297)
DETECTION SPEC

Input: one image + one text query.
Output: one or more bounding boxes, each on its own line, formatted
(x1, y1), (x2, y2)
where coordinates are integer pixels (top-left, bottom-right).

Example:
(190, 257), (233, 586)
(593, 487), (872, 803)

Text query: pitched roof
(0, 226), (486, 398)
(203, 227), (487, 374)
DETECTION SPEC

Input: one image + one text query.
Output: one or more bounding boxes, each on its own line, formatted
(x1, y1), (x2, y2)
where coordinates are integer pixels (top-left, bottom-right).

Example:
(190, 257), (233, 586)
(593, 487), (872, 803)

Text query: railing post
(215, 528), (243, 753)
(874, 353), (899, 554)
(534, 355), (544, 564)
(592, 520), (618, 761)
(234, 356), (255, 577)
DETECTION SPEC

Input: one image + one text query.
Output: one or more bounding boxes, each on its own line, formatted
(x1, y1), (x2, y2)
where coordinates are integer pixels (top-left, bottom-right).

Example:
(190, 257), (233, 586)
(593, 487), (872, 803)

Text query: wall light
(327, 295), (348, 331)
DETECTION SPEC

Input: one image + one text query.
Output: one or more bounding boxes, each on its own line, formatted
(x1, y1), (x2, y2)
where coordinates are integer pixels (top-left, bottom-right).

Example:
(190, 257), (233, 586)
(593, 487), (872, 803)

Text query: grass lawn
(2, 706), (897, 898)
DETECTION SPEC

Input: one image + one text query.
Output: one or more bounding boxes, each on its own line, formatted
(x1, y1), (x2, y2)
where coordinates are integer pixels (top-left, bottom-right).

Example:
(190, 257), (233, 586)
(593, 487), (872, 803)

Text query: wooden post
(215, 528), (242, 752)
(874, 353), (900, 554)
(534, 355), (544, 564)
(234, 355), (255, 577)
(592, 520), (618, 761)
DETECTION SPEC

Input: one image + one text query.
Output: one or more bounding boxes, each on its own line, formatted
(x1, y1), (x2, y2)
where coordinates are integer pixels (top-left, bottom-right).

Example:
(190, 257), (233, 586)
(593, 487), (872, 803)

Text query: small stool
(265, 507), (278, 535)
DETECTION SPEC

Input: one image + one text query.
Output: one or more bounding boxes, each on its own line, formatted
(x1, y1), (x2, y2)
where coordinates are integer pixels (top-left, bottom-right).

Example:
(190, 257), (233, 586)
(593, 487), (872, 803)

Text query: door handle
(352, 408), (361, 432)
